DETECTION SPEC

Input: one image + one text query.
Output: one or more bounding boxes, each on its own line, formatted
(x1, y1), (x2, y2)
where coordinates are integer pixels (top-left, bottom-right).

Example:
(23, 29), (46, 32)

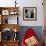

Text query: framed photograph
(23, 7), (37, 21)
(2, 10), (9, 15)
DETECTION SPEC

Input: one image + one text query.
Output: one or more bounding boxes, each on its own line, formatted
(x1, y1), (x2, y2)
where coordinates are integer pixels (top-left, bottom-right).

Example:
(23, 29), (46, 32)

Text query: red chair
(21, 28), (41, 46)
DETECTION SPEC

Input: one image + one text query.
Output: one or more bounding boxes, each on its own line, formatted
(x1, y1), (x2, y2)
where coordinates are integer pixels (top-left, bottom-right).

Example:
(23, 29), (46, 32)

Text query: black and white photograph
(23, 7), (37, 21)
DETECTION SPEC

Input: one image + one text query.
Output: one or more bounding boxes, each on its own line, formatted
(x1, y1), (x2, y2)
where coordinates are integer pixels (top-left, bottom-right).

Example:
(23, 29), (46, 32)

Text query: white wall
(0, 0), (44, 26)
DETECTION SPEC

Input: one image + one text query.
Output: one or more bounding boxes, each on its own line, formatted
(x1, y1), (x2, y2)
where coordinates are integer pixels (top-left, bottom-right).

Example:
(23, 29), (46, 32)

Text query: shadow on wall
(18, 26), (43, 44)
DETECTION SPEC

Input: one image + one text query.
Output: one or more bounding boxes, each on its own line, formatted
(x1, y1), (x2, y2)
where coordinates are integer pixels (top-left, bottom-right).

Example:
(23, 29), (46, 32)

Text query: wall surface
(18, 0), (44, 26)
(0, 0), (44, 26)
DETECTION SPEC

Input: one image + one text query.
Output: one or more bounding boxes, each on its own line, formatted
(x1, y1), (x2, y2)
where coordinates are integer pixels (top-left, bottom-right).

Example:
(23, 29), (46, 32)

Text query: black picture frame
(23, 7), (37, 21)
